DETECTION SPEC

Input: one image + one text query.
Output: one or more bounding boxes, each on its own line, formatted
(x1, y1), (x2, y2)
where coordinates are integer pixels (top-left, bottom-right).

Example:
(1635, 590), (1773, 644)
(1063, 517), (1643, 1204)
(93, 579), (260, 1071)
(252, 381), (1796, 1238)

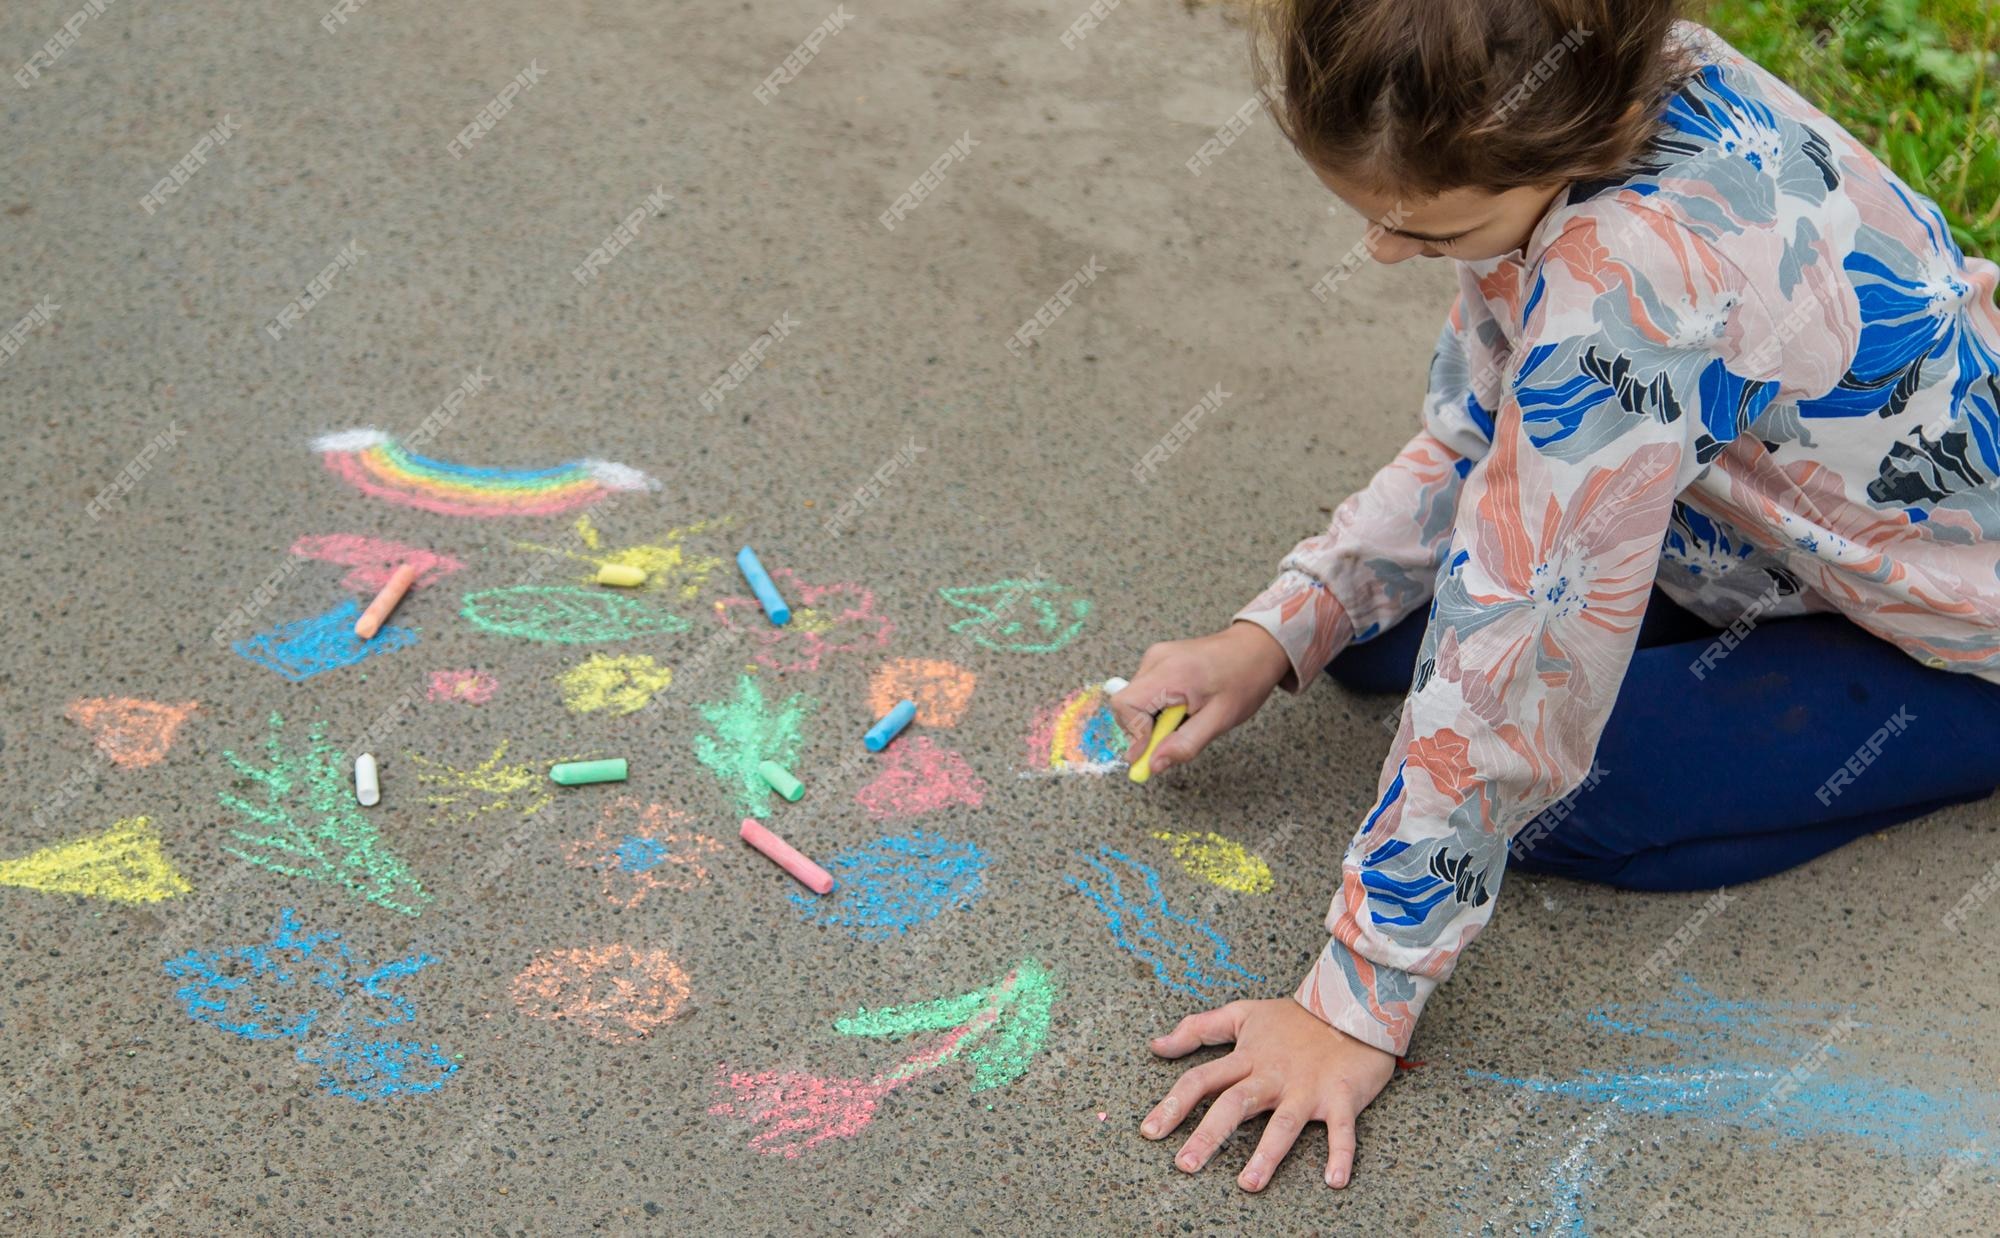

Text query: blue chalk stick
(864, 699), (918, 752)
(736, 545), (790, 625)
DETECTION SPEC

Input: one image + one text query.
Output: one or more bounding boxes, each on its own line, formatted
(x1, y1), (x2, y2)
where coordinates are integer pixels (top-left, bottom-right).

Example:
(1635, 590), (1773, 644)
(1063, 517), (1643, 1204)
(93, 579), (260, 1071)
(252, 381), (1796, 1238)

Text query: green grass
(1698, 0), (1998, 257)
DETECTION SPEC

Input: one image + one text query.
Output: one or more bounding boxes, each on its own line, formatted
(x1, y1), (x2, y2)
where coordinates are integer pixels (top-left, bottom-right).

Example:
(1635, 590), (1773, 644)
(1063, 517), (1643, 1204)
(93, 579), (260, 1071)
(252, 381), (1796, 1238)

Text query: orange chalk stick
(738, 817), (834, 895)
(355, 563), (419, 640)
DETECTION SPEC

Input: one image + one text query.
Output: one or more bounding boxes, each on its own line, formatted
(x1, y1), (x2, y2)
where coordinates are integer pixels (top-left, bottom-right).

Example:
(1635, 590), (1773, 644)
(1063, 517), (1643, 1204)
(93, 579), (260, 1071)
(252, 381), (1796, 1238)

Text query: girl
(1110, 0), (2000, 1193)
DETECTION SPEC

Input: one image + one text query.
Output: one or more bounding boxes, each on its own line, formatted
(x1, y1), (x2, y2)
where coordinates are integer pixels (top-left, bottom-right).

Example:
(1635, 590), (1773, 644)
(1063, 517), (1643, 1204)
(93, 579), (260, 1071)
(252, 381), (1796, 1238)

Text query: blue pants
(1326, 591), (2000, 891)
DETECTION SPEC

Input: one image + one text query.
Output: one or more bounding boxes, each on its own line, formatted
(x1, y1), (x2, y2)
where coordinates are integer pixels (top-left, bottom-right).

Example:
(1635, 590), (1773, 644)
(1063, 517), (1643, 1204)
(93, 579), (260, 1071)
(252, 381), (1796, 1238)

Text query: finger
(1324, 1108), (1358, 1189)
(1143, 700), (1232, 777)
(1140, 1052), (1248, 1141)
(1175, 1079), (1269, 1173)
(1109, 674), (1174, 753)
(1239, 1102), (1312, 1192)
(1148, 1004), (1245, 1059)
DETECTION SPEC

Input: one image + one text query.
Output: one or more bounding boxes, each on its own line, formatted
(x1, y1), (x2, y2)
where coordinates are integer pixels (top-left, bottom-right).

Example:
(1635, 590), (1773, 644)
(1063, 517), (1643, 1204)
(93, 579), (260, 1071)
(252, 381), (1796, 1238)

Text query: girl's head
(1257, 0), (1688, 261)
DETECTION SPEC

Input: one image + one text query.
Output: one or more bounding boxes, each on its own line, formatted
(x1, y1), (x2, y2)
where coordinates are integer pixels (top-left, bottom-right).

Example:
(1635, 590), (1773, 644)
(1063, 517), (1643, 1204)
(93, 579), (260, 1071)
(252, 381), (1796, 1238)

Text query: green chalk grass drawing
(218, 713), (430, 916)
(692, 675), (815, 819)
(460, 585), (692, 644)
(939, 580), (1092, 654)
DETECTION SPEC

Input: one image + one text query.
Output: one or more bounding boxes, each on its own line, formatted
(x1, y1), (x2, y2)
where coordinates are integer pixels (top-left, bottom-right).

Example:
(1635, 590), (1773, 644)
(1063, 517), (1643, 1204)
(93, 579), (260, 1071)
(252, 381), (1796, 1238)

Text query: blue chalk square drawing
(232, 600), (418, 682)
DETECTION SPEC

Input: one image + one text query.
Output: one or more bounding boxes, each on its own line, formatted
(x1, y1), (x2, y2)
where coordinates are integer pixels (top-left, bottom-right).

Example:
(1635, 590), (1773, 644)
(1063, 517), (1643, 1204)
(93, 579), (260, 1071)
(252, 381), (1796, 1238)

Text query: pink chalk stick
(355, 562), (419, 640)
(738, 818), (834, 895)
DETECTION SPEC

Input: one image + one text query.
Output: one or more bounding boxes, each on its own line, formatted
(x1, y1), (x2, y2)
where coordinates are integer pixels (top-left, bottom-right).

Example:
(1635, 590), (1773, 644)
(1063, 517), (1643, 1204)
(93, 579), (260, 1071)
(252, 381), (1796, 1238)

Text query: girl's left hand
(1141, 998), (1399, 1192)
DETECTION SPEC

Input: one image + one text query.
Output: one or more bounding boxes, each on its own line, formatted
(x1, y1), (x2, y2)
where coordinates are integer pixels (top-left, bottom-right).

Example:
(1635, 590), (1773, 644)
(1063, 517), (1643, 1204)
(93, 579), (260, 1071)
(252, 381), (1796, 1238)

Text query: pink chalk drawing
(289, 534), (465, 593)
(710, 959), (1056, 1157)
(853, 736), (987, 819)
(565, 798), (722, 908)
(510, 945), (692, 1044)
(427, 669), (498, 704)
(712, 570), (892, 673)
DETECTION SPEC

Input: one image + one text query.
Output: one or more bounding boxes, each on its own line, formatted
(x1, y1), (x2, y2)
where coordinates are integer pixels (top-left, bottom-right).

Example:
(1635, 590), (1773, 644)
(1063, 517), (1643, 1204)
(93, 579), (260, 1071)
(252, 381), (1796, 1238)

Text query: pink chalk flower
(428, 669), (498, 704)
(854, 736), (987, 819)
(711, 570), (893, 673)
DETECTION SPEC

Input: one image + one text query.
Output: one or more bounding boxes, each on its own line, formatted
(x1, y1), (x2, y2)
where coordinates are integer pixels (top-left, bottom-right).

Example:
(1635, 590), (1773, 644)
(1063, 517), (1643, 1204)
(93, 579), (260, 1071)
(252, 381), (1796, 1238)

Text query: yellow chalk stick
(596, 563), (647, 588)
(1127, 705), (1187, 784)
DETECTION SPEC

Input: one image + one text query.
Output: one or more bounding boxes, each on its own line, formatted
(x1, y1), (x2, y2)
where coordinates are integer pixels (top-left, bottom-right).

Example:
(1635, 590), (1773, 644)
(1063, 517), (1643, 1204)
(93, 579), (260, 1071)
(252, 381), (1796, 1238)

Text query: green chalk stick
(550, 758), (628, 786)
(757, 760), (803, 801)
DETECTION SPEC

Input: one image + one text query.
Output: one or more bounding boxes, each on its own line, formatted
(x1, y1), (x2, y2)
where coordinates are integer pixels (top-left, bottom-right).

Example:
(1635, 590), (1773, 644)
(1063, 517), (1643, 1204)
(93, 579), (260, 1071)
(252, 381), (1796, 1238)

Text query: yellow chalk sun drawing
(515, 514), (729, 599)
(560, 653), (674, 716)
(409, 742), (561, 824)
(1151, 830), (1274, 896)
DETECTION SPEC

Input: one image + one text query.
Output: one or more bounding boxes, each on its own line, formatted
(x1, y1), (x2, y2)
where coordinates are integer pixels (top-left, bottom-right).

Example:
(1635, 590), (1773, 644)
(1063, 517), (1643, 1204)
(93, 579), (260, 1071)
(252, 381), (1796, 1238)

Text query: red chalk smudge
(291, 534), (464, 593)
(853, 736), (987, 819)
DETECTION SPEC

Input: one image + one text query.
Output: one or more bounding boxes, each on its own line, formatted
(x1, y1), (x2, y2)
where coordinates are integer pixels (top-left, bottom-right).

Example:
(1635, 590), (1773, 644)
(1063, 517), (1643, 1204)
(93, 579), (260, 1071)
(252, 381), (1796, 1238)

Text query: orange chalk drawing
(566, 798), (722, 907)
(867, 658), (977, 727)
(510, 945), (692, 1044)
(514, 514), (729, 600)
(65, 697), (199, 768)
(0, 816), (192, 905)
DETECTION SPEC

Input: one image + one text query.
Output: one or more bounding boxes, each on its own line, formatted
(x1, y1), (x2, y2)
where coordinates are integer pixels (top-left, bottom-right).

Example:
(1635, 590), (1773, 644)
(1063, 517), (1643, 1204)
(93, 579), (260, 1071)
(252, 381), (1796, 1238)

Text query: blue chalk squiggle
(1065, 848), (1263, 998)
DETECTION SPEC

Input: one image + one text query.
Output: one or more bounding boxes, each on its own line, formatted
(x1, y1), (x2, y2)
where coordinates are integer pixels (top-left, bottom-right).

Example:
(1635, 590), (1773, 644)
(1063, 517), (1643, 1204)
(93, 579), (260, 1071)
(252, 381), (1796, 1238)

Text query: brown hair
(1254, 0), (1691, 195)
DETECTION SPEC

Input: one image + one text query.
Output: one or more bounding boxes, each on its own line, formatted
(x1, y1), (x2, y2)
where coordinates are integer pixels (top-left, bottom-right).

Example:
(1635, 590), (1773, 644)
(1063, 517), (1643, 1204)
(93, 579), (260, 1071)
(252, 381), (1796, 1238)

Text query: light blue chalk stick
(864, 699), (918, 752)
(737, 545), (790, 625)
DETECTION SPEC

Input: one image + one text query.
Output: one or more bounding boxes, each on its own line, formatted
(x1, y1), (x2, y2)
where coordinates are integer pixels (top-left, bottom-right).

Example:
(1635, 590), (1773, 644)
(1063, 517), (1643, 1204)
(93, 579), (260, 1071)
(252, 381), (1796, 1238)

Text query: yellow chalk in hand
(1128, 705), (1187, 784)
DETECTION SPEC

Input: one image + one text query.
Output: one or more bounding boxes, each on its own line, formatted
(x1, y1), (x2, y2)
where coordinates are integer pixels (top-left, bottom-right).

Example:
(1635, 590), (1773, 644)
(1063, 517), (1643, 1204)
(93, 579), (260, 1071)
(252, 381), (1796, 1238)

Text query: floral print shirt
(1235, 25), (2000, 1055)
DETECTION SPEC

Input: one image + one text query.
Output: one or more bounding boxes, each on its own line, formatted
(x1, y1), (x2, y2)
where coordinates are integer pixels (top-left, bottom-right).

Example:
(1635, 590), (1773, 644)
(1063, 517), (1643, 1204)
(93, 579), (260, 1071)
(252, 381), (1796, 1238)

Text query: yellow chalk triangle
(0, 816), (192, 905)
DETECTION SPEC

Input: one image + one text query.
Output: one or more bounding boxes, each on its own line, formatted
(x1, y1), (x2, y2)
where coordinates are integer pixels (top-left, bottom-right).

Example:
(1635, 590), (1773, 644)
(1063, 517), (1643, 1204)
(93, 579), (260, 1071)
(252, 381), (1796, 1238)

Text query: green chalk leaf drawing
(939, 580), (1091, 654)
(834, 958), (1058, 1092)
(691, 675), (815, 819)
(218, 713), (430, 917)
(460, 586), (693, 644)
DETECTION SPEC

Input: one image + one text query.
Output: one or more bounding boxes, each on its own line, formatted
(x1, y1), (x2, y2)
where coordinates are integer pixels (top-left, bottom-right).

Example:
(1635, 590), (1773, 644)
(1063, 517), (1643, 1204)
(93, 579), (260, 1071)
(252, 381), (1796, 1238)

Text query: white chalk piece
(354, 753), (380, 807)
(1103, 677), (1129, 695)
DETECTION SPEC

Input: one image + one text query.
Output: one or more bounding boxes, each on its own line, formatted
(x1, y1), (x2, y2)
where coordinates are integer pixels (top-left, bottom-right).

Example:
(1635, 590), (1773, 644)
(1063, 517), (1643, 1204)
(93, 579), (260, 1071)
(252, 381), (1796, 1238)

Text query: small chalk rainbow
(1023, 685), (1128, 775)
(313, 428), (657, 517)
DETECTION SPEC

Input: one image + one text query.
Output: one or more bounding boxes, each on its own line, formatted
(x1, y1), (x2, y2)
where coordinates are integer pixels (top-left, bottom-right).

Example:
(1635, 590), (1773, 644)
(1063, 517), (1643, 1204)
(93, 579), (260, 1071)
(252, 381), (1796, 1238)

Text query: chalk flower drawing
(711, 960), (1057, 1157)
(938, 579), (1092, 654)
(567, 798), (722, 907)
(791, 832), (989, 938)
(867, 658), (977, 727)
(64, 697), (200, 768)
(289, 533), (464, 592)
(514, 514), (728, 599)
(558, 652), (673, 716)
(0, 816), (192, 905)
(460, 585), (692, 644)
(712, 569), (893, 672)
(164, 907), (458, 1102)
(427, 668), (498, 704)
(852, 737), (987, 819)
(407, 742), (558, 824)
(1151, 830), (1274, 896)
(219, 713), (430, 916)
(692, 675), (816, 819)
(231, 600), (418, 681)
(1066, 848), (1264, 998)
(510, 944), (693, 1044)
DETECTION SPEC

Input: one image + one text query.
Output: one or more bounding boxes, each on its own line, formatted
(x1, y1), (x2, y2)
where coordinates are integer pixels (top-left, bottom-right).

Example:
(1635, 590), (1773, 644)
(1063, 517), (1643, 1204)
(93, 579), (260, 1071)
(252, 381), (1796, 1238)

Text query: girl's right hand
(1109, 622), (1293, 777)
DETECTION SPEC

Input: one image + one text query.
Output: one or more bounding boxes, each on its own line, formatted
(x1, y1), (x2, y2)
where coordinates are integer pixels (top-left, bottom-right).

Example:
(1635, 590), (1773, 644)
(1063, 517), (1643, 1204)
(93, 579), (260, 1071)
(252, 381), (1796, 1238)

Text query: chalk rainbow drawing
(1023, 684), (1127, 775)
(791, 833), (988, 939)
(712, 570), (893, 672)
(1065, 848), (1264, 998)
(510, 944), (692, 1044)
(164, 907), (457, 1102)
(567, 798), (721, 907)
(231, 600), (418, 681)
(428, 669), (498, 704)
(65, 697), (199, 768)
(514, 514), (728, 599)
(710, 960), (1056, 1157)
(313, 428), (657, 517)
(559, 652), (673, 716)
(288, 534), (464, 592)
(407, 742), (558, 825)
(461, 585), (692, 644)
(219, 713), (430, 916)
(0, 816), (191, 905)
(853, 737), (987, 819)
(1151, 831), (1274, 896)
(938, 579), (1091, 654)
(867, 658), (977, 727)
(692, 675), (816, 819)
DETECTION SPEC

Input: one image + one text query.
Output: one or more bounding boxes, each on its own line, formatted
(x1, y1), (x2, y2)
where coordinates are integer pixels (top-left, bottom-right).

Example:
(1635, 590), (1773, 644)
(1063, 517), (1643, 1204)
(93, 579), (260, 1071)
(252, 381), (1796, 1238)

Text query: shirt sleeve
(1236, 278), (1514, 690)
(1295, 199), (1780, 1055)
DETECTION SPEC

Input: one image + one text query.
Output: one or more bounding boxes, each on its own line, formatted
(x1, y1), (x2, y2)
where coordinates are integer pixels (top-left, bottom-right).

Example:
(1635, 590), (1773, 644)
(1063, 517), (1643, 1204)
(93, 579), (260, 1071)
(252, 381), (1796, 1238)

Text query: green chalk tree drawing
(834, 958), (1058, 1091)
(939, 580), (1092, 654)
(218, 713), (431, 916)
(692, 675), (815, 819)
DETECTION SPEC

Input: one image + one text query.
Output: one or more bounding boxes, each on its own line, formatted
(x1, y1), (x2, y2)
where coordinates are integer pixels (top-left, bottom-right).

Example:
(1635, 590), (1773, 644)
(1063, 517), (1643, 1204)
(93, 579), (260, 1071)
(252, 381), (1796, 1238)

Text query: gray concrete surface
(2, 0), (1997, 1233)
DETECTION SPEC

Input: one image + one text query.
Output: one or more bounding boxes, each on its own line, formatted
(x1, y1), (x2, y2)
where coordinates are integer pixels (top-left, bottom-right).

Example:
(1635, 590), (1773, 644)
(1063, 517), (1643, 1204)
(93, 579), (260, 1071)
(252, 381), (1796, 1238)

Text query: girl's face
(1311, 163), (1566, 264)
